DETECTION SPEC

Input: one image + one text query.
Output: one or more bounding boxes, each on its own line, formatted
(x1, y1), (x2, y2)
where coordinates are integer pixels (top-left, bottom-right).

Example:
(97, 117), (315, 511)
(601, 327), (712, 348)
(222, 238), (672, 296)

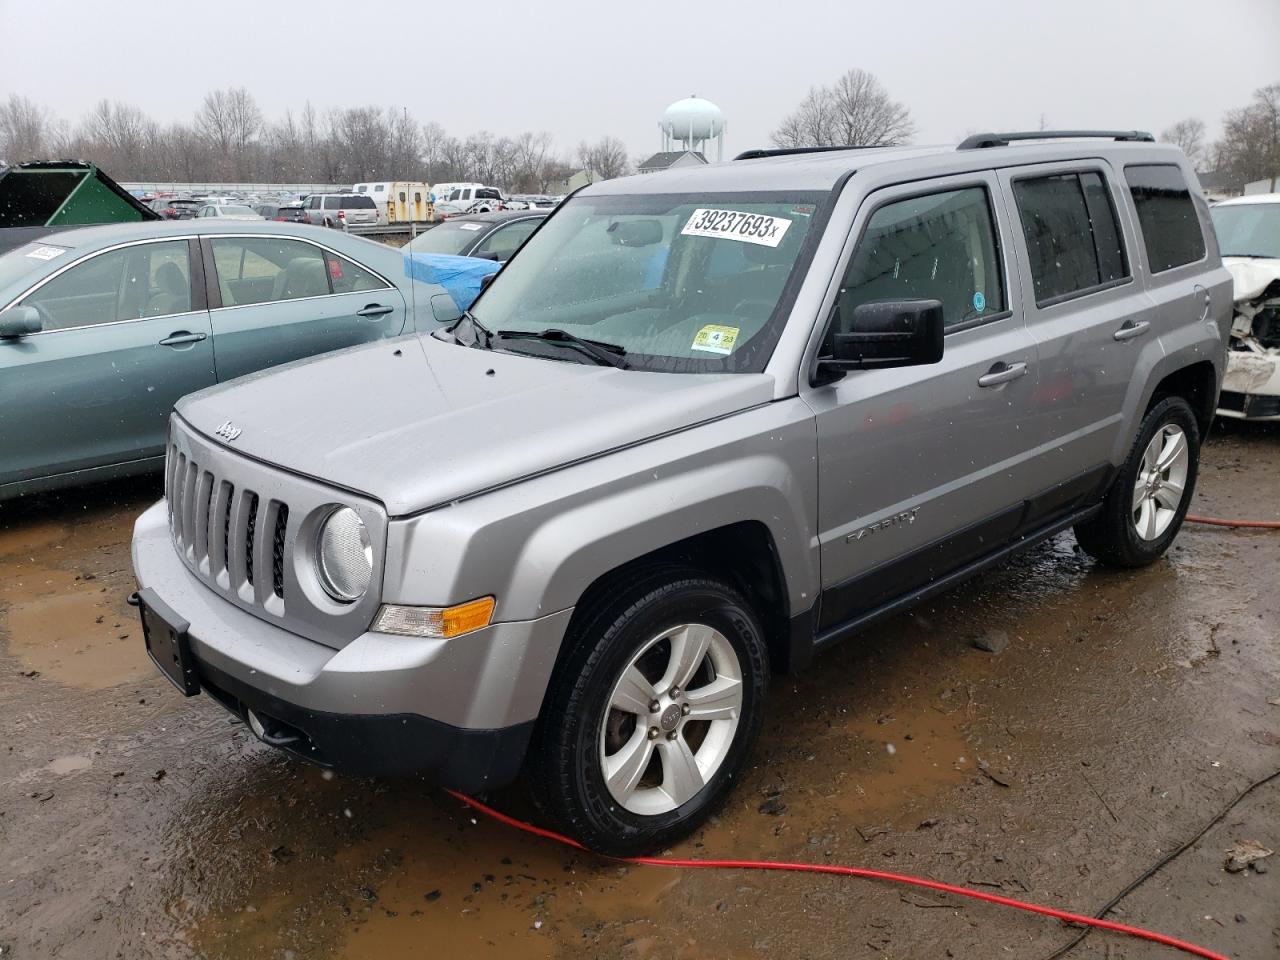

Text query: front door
(0, 238), (215, 485)
(802, 174), (1040, 636)
(203, 235), (406, 382)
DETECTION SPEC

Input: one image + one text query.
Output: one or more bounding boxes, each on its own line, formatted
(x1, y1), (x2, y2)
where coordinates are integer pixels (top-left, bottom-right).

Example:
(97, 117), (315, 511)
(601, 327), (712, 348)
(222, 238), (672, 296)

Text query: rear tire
(1074, 396), (1200, 568)
(528, 568), (769, 856)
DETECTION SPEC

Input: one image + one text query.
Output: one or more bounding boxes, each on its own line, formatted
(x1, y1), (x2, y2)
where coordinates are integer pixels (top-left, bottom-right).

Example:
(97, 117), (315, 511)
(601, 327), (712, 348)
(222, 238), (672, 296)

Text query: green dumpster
(0, 161), (159, 228)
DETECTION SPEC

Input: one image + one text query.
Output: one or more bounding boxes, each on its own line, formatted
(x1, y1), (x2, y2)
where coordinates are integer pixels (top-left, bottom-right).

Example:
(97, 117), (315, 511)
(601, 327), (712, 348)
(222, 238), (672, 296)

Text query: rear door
(202, 234), (406, 381)
(0, 238), (214, 484)
(802, 173), (1042, 636)
(998, 160), (1154, 509)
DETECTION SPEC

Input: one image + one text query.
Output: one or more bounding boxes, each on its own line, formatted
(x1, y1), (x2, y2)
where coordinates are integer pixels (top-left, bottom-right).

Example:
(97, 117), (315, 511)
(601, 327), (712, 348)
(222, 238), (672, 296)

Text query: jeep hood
(176, 334), (774, 515)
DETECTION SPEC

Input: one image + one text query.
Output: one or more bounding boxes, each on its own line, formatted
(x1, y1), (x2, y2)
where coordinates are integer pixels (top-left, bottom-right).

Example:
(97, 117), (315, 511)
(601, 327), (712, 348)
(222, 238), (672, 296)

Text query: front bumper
(131, 501), (573, 790)
(1218, 349), (1280, 421)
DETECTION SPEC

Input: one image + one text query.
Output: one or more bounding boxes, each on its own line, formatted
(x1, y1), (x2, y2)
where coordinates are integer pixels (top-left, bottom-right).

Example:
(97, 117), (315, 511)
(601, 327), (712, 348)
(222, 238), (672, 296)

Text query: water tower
(660, 96), (726, 161)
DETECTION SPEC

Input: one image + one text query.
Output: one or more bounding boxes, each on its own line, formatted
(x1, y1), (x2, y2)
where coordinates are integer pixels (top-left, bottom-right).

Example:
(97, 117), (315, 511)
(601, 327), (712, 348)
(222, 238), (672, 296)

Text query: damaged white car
(1211, 193), (1280, 420)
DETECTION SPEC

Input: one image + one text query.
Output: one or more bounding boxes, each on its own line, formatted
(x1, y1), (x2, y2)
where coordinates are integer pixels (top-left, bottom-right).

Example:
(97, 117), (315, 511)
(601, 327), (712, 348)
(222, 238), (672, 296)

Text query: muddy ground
(1, 423), (1277, 960)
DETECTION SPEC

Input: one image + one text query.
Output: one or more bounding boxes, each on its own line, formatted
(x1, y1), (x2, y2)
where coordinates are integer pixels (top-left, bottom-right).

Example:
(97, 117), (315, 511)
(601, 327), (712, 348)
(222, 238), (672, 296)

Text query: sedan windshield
(469, 192), (825, 373)
(1211, 203), (1280, 260)
(222, 205), (258, 216)
(406, 221), (485, 256)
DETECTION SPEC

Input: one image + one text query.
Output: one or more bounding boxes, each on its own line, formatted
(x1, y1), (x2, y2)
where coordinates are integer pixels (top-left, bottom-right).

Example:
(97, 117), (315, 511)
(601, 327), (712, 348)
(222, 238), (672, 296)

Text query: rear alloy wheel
(529, 570), (768, 856)
(1131, 424), (1189, 541)
(1074, 395), (1200, 567)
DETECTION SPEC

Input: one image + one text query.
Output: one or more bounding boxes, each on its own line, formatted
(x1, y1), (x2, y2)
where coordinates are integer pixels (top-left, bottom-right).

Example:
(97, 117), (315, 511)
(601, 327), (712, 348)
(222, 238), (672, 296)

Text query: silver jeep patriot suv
(132, 131), (1231, 854)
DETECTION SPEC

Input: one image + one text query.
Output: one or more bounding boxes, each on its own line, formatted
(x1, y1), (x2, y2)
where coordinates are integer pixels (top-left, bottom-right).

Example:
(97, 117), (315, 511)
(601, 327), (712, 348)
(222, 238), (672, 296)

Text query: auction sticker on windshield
(691, 323), (740, 355)
(681, 209), (791, 248)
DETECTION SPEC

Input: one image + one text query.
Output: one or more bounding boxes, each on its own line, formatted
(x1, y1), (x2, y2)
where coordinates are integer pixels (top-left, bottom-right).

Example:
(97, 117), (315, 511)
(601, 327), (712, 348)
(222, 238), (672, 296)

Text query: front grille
(165, 443), (290, 612)
(162, 415), (386, 648)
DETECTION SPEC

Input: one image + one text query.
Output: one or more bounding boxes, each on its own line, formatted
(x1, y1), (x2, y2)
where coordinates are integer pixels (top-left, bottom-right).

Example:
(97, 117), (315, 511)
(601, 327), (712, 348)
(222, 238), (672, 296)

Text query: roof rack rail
(957, 130), (1154, 150)
(733, 145), (889, 161)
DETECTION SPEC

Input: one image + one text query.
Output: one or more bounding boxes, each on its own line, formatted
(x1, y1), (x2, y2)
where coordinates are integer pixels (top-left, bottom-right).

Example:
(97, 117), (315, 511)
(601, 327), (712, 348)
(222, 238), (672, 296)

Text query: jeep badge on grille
(214, 420), (242, 442)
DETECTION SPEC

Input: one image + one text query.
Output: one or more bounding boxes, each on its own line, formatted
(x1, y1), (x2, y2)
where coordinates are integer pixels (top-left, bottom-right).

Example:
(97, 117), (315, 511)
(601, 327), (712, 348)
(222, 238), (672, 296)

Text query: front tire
(529, 569), (769, 856)
(1074, 395), (1200, 567)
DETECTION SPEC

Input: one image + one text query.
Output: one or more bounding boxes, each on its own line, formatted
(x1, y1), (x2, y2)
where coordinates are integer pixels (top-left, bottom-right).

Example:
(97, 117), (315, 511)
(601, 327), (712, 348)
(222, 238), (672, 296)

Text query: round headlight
(316, 507), (372, 603)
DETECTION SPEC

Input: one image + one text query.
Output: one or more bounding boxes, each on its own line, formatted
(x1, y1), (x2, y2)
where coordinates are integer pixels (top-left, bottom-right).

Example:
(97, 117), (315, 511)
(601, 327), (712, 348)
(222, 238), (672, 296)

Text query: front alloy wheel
(529, 569), (768, 856)
(600, 623), (743, 816)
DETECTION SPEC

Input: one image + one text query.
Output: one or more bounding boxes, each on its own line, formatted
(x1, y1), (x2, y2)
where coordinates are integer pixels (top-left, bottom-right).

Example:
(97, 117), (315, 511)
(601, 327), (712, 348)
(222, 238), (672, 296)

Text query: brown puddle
(0, 486), (155, 689)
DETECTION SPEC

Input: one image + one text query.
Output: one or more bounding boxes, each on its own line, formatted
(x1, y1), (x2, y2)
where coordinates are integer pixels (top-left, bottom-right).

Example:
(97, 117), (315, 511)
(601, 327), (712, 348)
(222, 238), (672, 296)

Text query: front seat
(271, 257), (329, 301)
(146, 261), (191, 316)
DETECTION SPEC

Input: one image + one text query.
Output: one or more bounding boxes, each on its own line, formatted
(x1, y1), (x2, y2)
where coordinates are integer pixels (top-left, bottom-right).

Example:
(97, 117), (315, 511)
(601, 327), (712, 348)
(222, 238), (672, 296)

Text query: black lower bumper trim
(196, 659), (532, 793)
(1219, 390), (1280, 419)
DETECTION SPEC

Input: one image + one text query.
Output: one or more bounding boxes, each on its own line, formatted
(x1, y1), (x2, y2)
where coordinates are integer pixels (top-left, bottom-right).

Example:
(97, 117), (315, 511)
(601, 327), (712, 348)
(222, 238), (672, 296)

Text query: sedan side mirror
(0, 305), (42, 339)
(814, 299), (944, 383)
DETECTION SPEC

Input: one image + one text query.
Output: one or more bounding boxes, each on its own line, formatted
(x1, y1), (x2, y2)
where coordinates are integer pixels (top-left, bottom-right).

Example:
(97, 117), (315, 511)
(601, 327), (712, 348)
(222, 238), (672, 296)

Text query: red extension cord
(1185, 513), (1280, 529)
(445, 790), (1229, 960)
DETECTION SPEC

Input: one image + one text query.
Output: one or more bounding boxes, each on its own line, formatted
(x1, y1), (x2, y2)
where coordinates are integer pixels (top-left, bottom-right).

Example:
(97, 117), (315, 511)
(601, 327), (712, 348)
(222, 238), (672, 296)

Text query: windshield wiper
(496, 328), (630, 369)
(432, 310), (495, 349)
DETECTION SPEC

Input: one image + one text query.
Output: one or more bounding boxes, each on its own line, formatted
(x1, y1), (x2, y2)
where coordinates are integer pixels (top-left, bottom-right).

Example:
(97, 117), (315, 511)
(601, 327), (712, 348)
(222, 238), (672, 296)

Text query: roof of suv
(584, 139), (1189, 196)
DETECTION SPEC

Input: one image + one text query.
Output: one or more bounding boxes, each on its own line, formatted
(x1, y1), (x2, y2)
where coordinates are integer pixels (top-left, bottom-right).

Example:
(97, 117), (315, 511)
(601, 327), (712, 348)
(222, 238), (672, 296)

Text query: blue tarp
(403, 251), (501, 313)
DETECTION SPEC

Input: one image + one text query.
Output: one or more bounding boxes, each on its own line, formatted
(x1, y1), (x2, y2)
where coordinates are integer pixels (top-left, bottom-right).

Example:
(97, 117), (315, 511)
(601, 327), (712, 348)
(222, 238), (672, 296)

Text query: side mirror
(472, 249), (501, 262)
(479, 272), (498, 291)
(0, 305), (42, 339)
(815, 299), (944, 383)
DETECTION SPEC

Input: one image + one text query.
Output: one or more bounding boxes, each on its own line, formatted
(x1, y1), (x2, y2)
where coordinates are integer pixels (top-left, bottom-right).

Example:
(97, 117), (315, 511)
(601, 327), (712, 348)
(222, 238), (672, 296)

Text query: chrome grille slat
(226, 487), (253, 594)
(193, 471), (214, 571)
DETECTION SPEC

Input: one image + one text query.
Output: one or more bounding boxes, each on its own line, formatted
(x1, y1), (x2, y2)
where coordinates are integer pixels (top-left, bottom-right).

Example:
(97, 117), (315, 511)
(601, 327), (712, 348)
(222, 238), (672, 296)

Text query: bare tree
(0, 94), (51, 162)
(196, 87), (262, 179)
(1214, 83), (1280, 191)
(1161, 118), (1207, 169)
(772, 69), (913, 148)
(577, 136), (630, 180)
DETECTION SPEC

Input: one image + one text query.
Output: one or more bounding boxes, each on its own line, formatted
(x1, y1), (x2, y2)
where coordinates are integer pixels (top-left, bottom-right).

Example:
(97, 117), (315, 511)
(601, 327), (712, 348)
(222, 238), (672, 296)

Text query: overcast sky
(2, 0), (1277, 161)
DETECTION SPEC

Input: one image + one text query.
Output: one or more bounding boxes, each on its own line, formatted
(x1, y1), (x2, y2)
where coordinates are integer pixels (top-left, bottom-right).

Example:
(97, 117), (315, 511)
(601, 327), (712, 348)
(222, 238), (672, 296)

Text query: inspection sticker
(681, 208), (792, 248)
(459, 222), (484, 231)
(26, 245), (66, 261)
(691, 323), (740, 355)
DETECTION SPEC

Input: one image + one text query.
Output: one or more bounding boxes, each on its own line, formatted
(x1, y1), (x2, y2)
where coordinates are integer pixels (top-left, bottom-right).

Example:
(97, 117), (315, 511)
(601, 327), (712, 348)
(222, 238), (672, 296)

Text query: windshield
(223, 205), (257, 216)
(1211, 203), (1280, 259)
(469, 192), (825, 373)
(406, 221), (484, 256)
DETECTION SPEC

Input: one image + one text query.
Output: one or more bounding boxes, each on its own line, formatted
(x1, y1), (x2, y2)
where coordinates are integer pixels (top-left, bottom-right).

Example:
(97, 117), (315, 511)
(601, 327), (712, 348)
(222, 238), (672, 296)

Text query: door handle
(1113, 319), (1150, 342)
(159, 332), (208, 346)
(977, 361), (1028, 388)
(356, 304), (394, 318)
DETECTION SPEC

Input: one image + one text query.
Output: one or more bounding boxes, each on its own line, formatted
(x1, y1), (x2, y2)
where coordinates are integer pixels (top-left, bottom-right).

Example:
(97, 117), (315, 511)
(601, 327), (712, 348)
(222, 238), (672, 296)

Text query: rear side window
(1124, 164), (1206, 273)
(834, 186), (1006, 332)
(1013, 171), (1130, 305)
(324, 251), (389, 294)
(323, 197), (340, 210)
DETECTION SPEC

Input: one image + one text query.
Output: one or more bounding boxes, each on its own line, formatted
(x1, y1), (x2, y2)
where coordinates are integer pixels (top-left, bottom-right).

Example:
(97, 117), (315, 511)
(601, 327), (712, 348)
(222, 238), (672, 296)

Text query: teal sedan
(0, 221), (444, 500)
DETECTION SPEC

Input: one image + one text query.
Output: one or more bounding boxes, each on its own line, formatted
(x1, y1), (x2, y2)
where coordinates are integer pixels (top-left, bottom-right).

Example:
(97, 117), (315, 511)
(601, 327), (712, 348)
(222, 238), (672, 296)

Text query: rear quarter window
(1124, 164), (1206, 273)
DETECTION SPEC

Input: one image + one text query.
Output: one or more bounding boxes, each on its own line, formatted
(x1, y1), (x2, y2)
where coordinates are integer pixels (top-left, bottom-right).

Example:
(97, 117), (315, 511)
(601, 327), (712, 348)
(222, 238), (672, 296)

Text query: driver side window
(830, 186), (1005, 345)
(22, 241), (192, 331)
